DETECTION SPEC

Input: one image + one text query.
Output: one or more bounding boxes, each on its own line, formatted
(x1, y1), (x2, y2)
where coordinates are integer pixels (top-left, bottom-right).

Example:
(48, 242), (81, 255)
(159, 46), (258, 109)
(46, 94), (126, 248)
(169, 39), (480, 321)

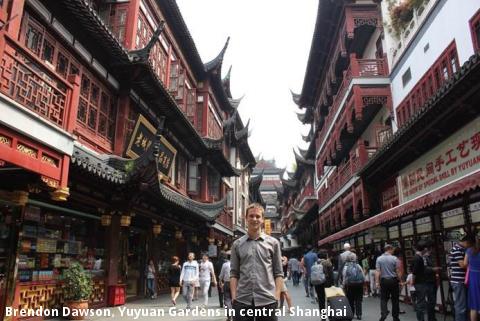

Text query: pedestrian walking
(180, 252), (199, 309)
(282, 255), (288, 278)
(412, 240), (441, 321)
(311, 250), (334, 312)
(463, 233), (480, 321)
(342, 252), (365, 320)
(219, 251), (232, 311)
(303, 245), (318, 303)
(338, 243), (357, 285)
(448, 234), (473, 321)
(199, 253), (217, 308)
(406, 270), (416, 311)
(215, 252), (227, 308)
(145, 259), (156, 299)
(375, 244), (403, 321)
(168, 256), (181, 306)
(288, 256), (301, 286)
(368, 250), (379, 296)
(230, 203), (284, 321)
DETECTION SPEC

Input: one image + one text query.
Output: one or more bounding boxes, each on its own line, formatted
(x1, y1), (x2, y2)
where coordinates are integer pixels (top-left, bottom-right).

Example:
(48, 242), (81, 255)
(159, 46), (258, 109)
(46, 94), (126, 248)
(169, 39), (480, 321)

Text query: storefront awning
(318, 170), (480, 246)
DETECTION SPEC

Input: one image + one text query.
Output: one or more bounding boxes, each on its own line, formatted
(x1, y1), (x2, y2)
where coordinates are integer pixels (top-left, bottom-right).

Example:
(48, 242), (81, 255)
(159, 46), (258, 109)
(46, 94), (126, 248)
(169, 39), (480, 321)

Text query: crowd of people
(142, 204), (480, 321)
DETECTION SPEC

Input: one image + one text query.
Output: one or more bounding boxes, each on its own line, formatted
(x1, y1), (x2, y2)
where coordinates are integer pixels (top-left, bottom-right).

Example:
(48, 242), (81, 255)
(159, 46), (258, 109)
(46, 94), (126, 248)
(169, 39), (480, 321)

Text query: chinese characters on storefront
(398, 118), (480, 203)
(126, 115), (156, 158)
(126, 115), (177, 181)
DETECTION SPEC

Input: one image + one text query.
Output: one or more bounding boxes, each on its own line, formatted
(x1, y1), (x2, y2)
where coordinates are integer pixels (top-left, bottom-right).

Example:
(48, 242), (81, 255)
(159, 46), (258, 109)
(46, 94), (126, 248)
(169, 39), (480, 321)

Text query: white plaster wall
(362, 28), (382, 59)
(384, 0), (479, 118)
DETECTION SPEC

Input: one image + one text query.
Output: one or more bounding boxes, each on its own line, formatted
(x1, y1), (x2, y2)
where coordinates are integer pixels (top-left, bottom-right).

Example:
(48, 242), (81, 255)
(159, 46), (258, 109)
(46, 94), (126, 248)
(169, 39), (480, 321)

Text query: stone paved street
(78, 279), (453, 321)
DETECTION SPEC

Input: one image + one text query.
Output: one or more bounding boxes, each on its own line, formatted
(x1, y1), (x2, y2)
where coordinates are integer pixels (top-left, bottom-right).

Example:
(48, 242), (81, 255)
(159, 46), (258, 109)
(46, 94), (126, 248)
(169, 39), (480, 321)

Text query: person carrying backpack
(342, 252), (365, 320)
(311, 250), (334, 311)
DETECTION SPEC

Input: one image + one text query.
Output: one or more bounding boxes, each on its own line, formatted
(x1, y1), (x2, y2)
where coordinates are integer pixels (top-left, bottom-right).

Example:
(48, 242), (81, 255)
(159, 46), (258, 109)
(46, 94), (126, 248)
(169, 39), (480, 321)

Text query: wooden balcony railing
(0, 35), (74, 130)
(316, 55), (388, 154)
(293, 183), (315, 209)
(317, 141), (375, 209)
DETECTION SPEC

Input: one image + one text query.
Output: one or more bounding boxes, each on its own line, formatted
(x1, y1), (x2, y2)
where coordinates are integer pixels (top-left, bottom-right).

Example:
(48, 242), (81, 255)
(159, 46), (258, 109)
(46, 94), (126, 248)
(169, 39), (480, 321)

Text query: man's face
(246, 207), (264, 230)
(188, 253), (194, 261)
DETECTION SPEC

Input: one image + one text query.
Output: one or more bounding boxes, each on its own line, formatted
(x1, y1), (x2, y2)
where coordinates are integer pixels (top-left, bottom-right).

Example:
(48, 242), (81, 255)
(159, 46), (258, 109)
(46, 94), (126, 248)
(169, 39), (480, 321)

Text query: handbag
(465, 266), (470, 286)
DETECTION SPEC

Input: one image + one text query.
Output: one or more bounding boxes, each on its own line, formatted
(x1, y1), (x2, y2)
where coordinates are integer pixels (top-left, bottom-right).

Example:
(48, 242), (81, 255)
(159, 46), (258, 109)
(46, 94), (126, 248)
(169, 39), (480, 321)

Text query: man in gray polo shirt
(375, 244), (403, 321)
(230, 203), (284, 321)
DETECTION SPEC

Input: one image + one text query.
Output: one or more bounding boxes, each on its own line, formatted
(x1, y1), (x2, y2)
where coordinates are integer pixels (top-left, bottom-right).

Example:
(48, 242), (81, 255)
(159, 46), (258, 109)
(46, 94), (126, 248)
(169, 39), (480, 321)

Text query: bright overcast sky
(176, 0), (318, 170)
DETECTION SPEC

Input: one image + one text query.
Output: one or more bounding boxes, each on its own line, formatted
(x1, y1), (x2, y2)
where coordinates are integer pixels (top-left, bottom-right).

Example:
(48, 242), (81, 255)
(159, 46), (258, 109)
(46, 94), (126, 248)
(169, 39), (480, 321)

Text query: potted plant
(390, 1), (414, 35)
(63, 262), (93, 320)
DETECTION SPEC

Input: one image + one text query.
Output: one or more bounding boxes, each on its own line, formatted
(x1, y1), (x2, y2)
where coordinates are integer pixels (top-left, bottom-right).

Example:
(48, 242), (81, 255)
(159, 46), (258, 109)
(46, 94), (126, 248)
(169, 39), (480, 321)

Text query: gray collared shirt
(230, 233), (283, 306)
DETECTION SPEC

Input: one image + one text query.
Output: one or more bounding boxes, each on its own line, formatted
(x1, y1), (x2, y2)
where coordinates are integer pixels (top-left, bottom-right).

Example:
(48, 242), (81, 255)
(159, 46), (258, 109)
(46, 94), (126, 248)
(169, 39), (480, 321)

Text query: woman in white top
(199, 254), (217, 308)
(180, 252), (199, 309)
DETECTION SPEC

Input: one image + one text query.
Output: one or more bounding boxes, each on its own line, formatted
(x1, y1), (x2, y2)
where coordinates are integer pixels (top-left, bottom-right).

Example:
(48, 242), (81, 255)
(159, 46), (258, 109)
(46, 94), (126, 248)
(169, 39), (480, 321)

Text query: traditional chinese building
(252, 159), (283, 237)
(288, 0), (392, 250)
(315, 0), (480, 310)
(0, 0), (254, 317)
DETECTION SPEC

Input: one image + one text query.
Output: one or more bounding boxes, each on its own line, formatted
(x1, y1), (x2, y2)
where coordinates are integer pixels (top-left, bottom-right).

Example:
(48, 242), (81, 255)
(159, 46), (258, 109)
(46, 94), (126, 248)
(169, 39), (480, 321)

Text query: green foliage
(389, 0), (426, 37)
(62, 262), (93, 301)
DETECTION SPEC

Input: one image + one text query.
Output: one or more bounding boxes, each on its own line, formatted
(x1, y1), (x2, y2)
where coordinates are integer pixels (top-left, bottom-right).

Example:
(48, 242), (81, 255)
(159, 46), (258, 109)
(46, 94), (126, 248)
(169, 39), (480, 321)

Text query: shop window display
(18, 206), (105, 283)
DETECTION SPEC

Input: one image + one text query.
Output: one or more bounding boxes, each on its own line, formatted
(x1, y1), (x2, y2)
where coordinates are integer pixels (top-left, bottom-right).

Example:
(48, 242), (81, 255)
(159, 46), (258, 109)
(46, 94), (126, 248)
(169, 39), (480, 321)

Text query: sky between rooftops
(176, 0), (318, 170)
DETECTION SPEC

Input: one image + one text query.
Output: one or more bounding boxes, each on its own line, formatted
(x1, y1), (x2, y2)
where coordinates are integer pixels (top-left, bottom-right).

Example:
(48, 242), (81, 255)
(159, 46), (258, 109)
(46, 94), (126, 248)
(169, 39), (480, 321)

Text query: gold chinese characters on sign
(125, 114), (157, 159)
(157, 135), (176, 181)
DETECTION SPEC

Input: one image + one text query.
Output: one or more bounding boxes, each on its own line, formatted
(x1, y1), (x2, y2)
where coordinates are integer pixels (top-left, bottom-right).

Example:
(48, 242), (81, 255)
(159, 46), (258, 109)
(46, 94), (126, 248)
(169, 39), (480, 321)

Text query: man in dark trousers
(215, 252), (227, 307)
(413, 240), (440, 321)
(230, 203), (284, 321)
(375, 244), (403, 321)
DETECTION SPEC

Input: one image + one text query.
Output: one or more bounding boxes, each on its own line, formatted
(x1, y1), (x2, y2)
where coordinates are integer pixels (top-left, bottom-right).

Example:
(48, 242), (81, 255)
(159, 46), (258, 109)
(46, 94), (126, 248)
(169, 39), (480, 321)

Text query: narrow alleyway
(80, 279), (452, 321)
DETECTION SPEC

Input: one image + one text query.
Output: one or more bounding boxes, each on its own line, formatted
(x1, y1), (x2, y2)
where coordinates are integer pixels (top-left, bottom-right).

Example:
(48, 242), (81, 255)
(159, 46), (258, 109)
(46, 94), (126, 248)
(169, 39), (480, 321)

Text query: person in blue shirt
(303, 245), (318, 303)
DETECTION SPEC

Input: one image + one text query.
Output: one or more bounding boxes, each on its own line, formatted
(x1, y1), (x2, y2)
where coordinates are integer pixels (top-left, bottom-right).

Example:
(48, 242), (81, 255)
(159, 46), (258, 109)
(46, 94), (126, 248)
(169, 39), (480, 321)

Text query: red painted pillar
(113, 94), (131, 156)
(106, 214), (121, 287)
(361, 180), (370, 216)
(66, 74), (81, 133)
(60, 155), (70, 189)
(123, 0), (140, 50)
(352, 185), (358, 221)
(6, 0), (25, 40)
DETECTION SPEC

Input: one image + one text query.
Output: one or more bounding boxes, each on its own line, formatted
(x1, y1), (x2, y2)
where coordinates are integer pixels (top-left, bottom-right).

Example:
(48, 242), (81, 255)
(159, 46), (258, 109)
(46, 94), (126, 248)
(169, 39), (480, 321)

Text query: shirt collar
(247, 233), (267, 241)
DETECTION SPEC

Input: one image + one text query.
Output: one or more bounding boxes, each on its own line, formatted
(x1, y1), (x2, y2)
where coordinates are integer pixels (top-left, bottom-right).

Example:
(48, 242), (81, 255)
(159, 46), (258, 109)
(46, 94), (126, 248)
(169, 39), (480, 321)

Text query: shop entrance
(0, 202), (20, 321)
(122, 227), (147, 298)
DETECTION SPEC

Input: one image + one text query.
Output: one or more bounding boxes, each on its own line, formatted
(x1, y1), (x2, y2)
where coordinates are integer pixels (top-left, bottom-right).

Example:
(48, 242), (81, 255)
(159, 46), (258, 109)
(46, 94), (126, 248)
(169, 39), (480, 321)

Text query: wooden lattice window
(135, 13), (169, 84)
(78, 71), (116, 141)
(186, 88), (196, 124)
(21, 13), (80, 81)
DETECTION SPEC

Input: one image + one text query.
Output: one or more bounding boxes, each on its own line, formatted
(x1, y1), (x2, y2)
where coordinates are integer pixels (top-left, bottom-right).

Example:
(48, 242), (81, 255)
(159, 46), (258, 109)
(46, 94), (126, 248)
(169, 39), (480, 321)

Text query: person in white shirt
(199, 253), (217, 308)
(180, 252), (199, 309)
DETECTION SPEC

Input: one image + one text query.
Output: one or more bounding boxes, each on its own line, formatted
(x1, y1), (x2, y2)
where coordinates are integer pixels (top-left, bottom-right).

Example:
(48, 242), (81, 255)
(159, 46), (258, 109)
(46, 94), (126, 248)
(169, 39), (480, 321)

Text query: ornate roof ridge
(205, 37), (230, 73)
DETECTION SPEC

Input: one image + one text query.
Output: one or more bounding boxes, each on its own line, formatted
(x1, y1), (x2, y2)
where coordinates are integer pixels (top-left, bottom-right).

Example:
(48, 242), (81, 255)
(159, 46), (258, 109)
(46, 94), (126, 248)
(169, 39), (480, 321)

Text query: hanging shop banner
(156, 136), (177, 180)
(126, 115), (156, 158)
(470, 201), (480, 223)
(442, 207), (465, 228)
(398, 117), (480, 203)
(415, 216), (432, 234)
(264, 219), (272, 235)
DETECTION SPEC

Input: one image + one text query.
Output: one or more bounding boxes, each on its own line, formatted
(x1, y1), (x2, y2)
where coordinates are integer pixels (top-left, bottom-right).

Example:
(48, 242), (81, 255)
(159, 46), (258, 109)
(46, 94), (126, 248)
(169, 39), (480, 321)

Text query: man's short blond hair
(246, 203), (265, 217)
